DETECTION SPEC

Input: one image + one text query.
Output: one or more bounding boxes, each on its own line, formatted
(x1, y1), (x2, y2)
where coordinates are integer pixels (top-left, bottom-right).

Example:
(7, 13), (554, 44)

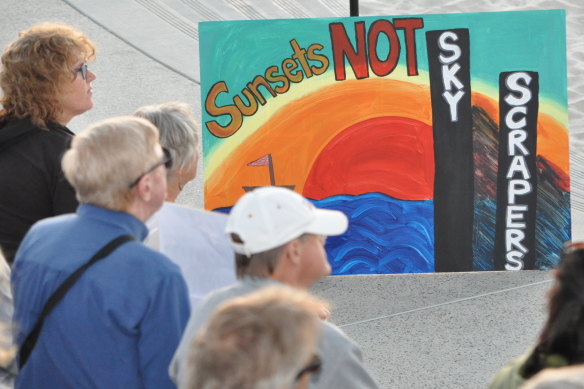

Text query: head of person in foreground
(225, 186), (349, 289)
(134, 102), (199, 202)
(186, 285), (327, 389)
(62, 116), (171, 221)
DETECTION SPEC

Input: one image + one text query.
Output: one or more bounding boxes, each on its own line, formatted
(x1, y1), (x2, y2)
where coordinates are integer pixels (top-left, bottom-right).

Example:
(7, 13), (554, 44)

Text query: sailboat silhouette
(243, 153), (295, 192)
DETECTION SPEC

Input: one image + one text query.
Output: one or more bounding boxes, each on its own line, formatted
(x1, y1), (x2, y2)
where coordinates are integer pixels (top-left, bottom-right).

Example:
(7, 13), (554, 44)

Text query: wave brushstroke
(314, 193), (434, 275)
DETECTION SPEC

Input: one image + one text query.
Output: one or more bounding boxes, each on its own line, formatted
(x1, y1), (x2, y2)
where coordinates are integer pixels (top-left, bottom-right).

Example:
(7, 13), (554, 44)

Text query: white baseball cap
(225, 186), (349, 256)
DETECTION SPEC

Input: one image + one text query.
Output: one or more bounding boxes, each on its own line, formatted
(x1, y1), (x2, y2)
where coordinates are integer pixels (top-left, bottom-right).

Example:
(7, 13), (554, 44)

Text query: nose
(87, 69), (96, 82)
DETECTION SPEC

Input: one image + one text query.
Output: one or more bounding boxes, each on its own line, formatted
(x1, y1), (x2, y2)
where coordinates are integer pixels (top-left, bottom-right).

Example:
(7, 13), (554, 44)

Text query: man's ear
(283, 239), (302, 266)
(134, 174), (153, 202)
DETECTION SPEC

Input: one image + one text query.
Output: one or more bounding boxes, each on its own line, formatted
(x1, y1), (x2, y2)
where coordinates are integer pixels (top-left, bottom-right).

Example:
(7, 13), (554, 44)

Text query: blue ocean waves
(314, 193), (434, 275)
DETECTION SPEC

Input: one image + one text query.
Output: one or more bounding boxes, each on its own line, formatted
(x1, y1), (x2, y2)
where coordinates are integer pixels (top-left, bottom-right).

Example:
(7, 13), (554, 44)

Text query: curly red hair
(0, 22), (96, 128)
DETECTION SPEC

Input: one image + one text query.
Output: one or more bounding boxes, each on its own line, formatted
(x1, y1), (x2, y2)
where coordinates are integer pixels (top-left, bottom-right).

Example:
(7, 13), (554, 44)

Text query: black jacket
(0, 117), (78, 264)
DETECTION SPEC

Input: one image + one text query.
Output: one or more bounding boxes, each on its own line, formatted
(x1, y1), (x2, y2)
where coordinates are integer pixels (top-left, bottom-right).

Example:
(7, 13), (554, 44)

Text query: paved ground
(0, 1), (575, 388)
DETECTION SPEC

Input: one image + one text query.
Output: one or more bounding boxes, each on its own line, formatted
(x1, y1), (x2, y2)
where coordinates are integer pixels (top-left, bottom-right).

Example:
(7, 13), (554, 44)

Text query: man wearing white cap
(169, 186), (379, 389)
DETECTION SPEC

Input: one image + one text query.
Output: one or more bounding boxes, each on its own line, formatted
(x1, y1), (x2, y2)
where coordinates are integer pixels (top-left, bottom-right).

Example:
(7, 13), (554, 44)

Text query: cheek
(61, 79), (78, 95)
(184, 163), (198, 182)
(313, 246), (331, 273)
(70, 78), (87, 94)
(322, 254), (332, 274)
(299, 241), (331, 277)
(59, 82), (82, 106)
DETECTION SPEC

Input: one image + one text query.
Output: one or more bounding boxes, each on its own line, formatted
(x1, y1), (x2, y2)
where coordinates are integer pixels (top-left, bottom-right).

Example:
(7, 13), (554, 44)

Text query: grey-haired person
(135, 102), (236, 309)
(134, 102), (199, 203)
(170, 186), (379, 389)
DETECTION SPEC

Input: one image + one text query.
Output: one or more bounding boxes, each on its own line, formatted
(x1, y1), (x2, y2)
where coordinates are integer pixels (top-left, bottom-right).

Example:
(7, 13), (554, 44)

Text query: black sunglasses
(73, 63), (89, 80)
(294, 354), (322, 383)
(128, 147), (172, 188)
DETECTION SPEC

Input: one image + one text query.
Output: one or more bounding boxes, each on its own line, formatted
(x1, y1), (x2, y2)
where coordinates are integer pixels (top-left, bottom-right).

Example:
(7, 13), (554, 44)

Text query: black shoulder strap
(18, 234), (135, 369)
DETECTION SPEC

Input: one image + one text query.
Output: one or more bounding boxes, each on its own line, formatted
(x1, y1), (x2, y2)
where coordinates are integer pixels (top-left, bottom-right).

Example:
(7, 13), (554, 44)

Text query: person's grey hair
(186, 285), (325, 389)
(62, 116), (160, 211)
(133, 102), (199, 176)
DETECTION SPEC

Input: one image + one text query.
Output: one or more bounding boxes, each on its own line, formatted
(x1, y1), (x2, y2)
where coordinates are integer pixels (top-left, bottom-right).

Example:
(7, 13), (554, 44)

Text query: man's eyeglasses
(128, 147), (172, 188)
(294, 354), (322, 383)
(73, 63), (88, 80)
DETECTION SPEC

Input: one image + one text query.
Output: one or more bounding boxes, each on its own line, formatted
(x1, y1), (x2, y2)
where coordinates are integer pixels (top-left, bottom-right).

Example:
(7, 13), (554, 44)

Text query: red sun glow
(303, 116), (434, 201)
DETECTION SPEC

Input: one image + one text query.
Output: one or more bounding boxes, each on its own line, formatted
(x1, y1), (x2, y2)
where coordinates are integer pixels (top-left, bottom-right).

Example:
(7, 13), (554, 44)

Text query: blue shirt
(12, 204), (190, 389)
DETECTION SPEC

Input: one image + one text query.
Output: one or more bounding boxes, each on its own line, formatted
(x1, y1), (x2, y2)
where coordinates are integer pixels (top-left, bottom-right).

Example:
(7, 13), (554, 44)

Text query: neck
(166, 178), (181, 203)
(270, 265), (310, 290)
(126, 200), (159, 223)
(56, 112), (72, 126)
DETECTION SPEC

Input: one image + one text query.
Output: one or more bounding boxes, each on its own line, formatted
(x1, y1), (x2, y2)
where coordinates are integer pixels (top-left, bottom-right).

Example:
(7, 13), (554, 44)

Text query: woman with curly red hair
(0, 23), (96, 264)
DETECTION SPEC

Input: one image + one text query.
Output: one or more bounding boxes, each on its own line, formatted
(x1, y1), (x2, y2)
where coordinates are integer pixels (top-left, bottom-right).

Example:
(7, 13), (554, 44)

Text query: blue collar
(77, 204), (149, 241)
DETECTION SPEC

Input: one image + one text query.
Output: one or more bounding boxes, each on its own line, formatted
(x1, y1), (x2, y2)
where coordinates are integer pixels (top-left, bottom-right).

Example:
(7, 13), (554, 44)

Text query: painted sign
(200, 10), (570, 274)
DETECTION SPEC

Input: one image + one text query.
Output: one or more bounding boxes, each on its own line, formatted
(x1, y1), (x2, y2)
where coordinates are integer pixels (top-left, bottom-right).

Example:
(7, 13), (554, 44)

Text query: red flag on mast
(242, 153), (295, 192)
(248, 154), (271, 166)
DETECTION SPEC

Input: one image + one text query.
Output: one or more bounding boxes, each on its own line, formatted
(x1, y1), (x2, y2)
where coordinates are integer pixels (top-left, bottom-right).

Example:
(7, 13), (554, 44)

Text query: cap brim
(305, 208), (348, 236)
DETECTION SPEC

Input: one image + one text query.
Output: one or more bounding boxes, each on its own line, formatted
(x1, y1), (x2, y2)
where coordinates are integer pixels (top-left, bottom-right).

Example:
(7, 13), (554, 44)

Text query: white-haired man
(11, 116), (190, 389)
(170, 186), (379, 389)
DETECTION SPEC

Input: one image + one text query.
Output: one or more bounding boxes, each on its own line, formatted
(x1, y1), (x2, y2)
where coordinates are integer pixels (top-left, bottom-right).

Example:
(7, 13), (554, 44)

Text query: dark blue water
(314, 193), (434, 275)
